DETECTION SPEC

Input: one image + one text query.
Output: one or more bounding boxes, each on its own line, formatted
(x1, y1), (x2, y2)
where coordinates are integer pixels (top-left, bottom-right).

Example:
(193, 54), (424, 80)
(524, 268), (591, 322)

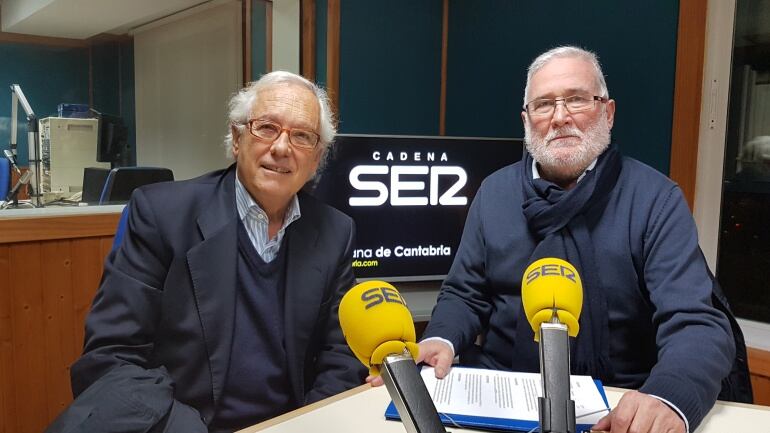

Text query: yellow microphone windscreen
(521, 257), (583, 341)
(339, 280), (418, 375)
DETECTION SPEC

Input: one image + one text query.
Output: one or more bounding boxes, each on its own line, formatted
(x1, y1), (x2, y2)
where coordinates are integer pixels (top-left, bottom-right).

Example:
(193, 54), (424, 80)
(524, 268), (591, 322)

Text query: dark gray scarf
(511, 147), (621, 382)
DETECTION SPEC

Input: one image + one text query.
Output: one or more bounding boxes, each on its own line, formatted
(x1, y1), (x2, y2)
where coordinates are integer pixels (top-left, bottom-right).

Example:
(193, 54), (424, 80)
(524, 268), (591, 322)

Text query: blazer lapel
(187, 167), (238, 409)
(284, 195), (323, 403)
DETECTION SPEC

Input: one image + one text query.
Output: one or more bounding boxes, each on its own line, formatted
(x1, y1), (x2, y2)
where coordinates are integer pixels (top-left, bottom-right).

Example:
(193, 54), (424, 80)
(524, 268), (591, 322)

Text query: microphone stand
(380, 349), (448, 433)
(10, 84), (41, 207)
(1, 171), (32, 209)
(538, 316), (577, 433)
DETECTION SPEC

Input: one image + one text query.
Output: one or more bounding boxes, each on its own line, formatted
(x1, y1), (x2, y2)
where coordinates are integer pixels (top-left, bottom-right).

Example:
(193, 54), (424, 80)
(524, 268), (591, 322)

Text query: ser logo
(348, 151), (468, 207)
(525, 264), (577, 285)
(362, 286), (405, 309)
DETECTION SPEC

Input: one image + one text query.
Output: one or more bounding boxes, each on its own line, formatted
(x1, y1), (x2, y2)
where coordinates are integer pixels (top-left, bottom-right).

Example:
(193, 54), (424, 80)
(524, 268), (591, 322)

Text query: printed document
(420, 366), (609, 425)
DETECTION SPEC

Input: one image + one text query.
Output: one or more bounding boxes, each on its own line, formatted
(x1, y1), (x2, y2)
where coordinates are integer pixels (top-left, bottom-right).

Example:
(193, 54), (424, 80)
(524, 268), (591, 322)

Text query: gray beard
(524, 114), (612, 181)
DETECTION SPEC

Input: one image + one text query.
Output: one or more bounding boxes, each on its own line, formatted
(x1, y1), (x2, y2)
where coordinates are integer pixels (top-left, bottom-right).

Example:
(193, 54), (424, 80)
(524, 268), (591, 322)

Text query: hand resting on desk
(591, 390), (685, 433)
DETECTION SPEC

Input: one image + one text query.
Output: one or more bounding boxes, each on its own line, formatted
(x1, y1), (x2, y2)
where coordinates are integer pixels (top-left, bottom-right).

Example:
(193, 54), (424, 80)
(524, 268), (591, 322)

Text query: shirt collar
(234, 173), (301, 230)
(531, 158), (598, 184)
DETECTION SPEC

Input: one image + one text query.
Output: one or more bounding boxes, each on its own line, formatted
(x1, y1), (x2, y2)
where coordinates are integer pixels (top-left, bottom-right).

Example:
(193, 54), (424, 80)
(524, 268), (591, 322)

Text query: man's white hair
(223, 71), (337, 165)
(523, 46), (609, 106)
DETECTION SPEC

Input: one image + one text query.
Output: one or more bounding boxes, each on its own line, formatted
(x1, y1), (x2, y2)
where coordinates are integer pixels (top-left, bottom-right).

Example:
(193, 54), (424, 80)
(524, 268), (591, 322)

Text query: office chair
(81, 167), (112, 204)
(99, 167), (174, 205)
(0, 158), (9, 200)
(111, 205), (130, 252)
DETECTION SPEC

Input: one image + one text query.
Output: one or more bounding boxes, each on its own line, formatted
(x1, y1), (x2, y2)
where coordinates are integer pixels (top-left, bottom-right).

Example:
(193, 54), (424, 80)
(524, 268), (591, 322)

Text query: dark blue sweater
(423, 156), (735, 430)
(210, 221), (294, 431)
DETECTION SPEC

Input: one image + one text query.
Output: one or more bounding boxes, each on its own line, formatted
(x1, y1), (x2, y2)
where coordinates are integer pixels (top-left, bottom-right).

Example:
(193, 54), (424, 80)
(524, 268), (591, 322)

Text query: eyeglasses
(524, 95), (608, 117)
(244, 119), (321, 150)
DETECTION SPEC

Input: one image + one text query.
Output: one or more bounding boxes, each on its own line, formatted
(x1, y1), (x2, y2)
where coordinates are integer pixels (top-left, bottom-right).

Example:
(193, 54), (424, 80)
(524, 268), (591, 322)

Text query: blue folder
(384, 379), (609, 432)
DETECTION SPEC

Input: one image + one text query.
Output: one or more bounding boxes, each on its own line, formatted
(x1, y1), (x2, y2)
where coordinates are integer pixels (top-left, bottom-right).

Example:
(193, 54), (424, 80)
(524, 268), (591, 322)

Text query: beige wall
(133, 1), (242, 180)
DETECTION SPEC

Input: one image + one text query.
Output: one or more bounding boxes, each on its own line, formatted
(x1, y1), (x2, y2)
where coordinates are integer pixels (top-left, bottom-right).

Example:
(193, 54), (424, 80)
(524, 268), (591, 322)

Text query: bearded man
(411, 46), (744, 433)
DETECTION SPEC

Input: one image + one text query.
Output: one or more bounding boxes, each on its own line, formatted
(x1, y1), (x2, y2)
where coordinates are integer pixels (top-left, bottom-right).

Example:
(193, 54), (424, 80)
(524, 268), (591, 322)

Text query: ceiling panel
(1, 0), (214, 39)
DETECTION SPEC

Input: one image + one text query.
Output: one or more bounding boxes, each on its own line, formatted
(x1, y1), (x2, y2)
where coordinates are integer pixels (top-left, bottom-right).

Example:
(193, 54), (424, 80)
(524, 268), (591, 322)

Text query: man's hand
(592, 390), (685, 433)
(366, 339), (454, 387)
(416, 339), (454, 378)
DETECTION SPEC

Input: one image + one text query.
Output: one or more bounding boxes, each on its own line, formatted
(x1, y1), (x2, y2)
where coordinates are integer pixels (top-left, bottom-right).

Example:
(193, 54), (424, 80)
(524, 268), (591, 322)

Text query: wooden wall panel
(670, 0), (708, 209)
(0, 245), (15, 433)
(0, 31), (87, 48)
(41, 240), (75, 421)
(325, 0), (340, 111)
(10, 242), (47, 433)
(749, 347), (770, 406)
(70, 238), (107, 364)
(300, 0), (316, 80)
(0, 214), (116, 433)
(752, 375), (770, 407)
(243, 0), (252, 84)
(0, 213), (121, 244)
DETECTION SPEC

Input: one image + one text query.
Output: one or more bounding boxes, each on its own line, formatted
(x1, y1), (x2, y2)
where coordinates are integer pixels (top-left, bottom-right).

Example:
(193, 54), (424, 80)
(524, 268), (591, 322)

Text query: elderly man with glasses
(52, 72), (366, 433)
(410, 46), (749, 433)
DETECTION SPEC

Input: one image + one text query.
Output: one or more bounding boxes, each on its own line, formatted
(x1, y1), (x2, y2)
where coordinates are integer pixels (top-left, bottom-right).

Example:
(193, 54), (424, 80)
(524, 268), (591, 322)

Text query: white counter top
(0, 203), (124, 219)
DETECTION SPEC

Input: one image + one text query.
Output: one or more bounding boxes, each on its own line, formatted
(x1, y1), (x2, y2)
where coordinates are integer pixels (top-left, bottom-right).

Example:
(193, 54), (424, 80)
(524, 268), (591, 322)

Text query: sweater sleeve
(422, 183), (495, 352)
(638, 186), (734, 430)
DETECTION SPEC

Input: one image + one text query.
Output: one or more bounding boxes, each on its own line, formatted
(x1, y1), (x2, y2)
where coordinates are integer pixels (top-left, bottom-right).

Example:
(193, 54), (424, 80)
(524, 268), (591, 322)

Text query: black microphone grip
(538, 323), (576, 433)
(381, 352), (448, 433)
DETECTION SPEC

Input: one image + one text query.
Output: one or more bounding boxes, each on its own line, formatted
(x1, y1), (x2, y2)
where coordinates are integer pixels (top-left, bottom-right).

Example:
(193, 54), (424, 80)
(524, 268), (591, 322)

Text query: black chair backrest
(99, 167), (174, 205)
(82, 167), (111, 204)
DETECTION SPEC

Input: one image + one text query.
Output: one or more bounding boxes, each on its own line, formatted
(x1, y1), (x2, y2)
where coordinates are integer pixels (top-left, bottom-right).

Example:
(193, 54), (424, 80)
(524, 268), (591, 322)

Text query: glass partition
(0, 1), (256, 210)
(717, 0), (770, 323)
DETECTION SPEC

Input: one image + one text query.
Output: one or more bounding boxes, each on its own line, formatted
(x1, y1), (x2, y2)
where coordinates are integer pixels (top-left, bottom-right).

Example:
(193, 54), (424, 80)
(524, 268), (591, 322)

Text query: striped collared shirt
(235, 174), (301, 262)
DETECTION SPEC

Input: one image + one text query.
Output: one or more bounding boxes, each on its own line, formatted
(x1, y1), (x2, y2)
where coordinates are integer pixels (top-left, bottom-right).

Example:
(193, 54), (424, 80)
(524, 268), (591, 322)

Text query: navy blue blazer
(65, 165), (365, 432)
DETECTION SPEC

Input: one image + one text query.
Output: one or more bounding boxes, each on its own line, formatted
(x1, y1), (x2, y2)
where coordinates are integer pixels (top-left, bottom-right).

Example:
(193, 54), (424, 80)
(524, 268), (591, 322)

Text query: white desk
(0, 203), (124, 219)
(239, 384), (770, 433)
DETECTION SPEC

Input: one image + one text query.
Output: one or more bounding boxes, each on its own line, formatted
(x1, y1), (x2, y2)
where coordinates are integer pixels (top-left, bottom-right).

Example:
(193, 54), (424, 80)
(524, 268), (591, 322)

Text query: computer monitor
(96, 113), (128, 165)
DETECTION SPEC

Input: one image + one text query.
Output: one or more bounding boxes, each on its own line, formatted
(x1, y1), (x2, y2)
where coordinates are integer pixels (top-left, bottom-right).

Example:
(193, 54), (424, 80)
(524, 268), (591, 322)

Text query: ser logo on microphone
(525, 263), (577, 285)
(361, 286), (405, 309)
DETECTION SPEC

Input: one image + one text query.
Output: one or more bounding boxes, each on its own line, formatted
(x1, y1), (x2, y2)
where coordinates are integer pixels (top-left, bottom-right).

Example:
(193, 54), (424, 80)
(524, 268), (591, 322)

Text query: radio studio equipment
(522, 258), (583, 433)
(339, 280), (447, 433)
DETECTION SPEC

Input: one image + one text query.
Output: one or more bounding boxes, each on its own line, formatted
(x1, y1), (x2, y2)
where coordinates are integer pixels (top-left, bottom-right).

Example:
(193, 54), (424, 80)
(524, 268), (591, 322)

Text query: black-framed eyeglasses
(524, 95), (608, 117)
(243, 119), (321, 150)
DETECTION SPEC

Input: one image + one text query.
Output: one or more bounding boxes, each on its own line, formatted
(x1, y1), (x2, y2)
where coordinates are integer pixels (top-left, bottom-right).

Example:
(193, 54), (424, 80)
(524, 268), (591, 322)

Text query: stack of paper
(385, 366), (610, 432)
